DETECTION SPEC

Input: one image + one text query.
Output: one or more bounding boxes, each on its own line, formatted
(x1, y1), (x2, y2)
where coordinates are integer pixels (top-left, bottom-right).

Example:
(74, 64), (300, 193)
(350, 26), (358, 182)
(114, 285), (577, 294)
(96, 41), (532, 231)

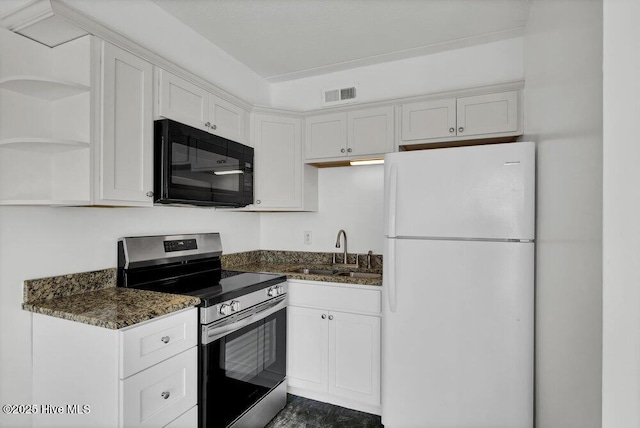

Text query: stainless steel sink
(335, 272), (382, 279)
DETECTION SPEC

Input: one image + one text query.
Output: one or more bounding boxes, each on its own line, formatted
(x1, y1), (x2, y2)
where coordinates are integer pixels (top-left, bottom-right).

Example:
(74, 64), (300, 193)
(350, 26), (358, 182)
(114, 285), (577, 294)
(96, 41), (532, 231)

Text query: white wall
(62, 0), (270, 105)
(602, 0), (640, 426)
(523, 1), (603, 427)
(270, 37), (524, 111)
(260, 165), (384, 254)
(0, 206), (259, 428)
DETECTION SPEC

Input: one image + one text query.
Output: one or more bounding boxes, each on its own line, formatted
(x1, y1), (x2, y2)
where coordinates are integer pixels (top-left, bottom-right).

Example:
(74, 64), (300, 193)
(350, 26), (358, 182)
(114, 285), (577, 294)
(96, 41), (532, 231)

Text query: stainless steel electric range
(117, 233), (287, 428)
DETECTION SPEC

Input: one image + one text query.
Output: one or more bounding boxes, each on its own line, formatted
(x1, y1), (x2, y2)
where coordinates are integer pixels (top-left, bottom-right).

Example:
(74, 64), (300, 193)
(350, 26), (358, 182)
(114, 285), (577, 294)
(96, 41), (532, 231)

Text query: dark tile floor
(265, 394), (383, 428)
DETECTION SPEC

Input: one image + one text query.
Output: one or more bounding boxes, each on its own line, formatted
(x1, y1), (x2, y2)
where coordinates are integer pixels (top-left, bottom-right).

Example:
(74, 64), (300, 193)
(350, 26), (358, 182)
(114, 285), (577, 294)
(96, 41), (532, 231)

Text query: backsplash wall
(260, 165), (385, 254)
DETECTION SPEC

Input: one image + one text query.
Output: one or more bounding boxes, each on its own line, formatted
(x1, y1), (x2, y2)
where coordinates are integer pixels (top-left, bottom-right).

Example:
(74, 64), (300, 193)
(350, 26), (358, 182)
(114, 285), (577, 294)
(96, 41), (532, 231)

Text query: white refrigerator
(382, 142), (535, 428)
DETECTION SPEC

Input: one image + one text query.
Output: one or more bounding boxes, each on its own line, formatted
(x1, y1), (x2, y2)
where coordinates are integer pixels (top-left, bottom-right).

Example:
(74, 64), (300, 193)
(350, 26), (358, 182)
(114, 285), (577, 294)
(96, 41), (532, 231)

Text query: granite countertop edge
(23, 289), (201, 330)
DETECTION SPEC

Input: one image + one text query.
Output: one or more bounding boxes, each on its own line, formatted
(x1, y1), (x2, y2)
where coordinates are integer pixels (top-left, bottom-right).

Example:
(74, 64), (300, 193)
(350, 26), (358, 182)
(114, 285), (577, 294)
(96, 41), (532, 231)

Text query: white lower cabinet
(287, 281), (381, 414)
(32, 308), (198, 428)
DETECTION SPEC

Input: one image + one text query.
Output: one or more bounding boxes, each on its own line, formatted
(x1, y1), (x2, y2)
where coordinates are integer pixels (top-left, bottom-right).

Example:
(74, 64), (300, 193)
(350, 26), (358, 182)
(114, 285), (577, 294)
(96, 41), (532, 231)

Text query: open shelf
(0, 76), (89, 101)
(0, 137), (90, 153)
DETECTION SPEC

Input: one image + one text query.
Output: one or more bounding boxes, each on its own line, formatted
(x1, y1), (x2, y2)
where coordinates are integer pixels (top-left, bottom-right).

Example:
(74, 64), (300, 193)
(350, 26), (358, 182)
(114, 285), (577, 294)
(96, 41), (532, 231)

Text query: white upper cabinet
(157, 70), (209, 132)
(305, 112), (347, 159)
(400, 90), (521, 145)
(95, 40), (154, 206)
(251, 112), (317, 211)
(305, 106), (394, 162)
(401, 99), (457, 141)
(157, 69), (247, 144)
(456, 91), (519, 137)
(210, 95), (245, 143)
(347, 106), (394, 157)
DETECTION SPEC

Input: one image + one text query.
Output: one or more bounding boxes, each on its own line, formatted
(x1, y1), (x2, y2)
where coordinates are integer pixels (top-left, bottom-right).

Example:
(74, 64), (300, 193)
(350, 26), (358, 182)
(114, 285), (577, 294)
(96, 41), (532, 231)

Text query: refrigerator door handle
(388, 163), (398, 238)
(388, 238), (397, 312)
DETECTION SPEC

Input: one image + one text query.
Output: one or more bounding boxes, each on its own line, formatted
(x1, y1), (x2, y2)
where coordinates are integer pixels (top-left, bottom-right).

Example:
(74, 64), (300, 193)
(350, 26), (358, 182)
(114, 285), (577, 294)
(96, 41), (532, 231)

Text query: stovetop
(182, 270), (286, 307)
(124, 268), (286, 308)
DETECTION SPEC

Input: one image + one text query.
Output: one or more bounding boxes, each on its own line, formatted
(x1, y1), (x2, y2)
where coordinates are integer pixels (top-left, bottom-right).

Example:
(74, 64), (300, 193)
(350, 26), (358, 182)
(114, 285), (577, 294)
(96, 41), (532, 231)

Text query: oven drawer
(121, 308), (197, 378)
(122, 347), (197, 428)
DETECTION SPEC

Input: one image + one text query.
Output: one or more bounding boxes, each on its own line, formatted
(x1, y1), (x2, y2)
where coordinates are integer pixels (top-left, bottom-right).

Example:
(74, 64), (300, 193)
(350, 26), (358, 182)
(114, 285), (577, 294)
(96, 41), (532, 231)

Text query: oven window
(200, 308), (286, 428)
(170, 137), (243, 193)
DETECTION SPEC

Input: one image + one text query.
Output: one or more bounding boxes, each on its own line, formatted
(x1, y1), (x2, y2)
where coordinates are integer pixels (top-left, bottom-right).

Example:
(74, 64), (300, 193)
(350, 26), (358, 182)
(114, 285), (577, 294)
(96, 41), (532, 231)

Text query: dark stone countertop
(231, 262), (382, 286)
(23, 287), (200, 330)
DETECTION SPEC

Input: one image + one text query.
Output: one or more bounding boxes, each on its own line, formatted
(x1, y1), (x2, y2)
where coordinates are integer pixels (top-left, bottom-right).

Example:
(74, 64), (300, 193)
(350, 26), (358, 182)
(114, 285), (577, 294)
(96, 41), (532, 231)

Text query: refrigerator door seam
(394, 236), (535, 243)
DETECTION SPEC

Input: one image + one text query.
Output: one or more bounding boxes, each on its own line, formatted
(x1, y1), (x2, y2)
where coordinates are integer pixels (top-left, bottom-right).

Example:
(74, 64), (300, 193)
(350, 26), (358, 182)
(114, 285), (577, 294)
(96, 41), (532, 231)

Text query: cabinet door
(401, 99), (456, 141)
(157, 69), (209, 132)
(347, 106), (394, 157)
(210, 95), (246, 143)
(305, 112), (347, 160)
(328, 311), (381, 406)
(456, 91), (519, 137)
(287, 306), (329, 392)
(253, 114), (302, 209)
(98, 42), (153, 206)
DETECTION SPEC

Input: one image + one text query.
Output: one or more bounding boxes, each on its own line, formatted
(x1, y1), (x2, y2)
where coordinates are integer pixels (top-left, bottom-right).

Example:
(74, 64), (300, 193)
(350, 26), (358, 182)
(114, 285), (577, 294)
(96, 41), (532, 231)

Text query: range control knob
(267, 287), (278, 297)
(219, 304), (232, 316)
(277, 286), (284, 294)
(230, 300), (240, 312)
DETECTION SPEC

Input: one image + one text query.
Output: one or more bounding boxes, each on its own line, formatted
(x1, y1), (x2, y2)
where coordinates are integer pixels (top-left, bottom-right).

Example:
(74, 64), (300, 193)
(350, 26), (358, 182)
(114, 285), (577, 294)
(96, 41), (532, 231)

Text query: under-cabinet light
(349, 159), (384, 166)
(213, 170), (243, 175)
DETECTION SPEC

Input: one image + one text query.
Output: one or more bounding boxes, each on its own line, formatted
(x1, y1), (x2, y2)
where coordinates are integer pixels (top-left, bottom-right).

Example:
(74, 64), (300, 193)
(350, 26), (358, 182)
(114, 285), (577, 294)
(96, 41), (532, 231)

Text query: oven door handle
(202, 296), (287, 345)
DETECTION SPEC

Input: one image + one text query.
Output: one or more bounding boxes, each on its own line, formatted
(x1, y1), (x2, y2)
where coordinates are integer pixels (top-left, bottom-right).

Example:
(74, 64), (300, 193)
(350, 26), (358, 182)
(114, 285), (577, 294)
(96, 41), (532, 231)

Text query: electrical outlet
(303, 231), (312, 245)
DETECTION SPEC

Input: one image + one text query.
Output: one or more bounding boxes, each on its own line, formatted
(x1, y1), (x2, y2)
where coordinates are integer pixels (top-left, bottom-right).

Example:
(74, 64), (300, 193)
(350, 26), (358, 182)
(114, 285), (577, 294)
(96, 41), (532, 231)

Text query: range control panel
(163, 239), (198, 252)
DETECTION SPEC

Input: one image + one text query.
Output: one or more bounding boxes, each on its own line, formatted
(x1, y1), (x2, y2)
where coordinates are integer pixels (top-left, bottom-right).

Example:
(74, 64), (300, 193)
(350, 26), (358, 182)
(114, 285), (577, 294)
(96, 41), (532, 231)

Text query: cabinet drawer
(121, 308), (197, 378)
(288, 282), (381, 314)
(122, 347), (197, 428)
(164, 405), (197, 428)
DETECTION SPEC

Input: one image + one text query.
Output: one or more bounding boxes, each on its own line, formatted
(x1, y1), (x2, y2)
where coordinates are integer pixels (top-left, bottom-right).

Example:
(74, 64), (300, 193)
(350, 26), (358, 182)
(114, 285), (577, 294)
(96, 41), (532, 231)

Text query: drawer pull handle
(161, 336), (170, 344)
(161, 391), (170, 400)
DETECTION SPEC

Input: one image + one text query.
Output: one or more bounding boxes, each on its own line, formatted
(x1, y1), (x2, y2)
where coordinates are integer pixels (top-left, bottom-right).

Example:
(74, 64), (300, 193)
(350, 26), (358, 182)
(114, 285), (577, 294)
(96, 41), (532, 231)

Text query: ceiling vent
(322, 84), (358, 107)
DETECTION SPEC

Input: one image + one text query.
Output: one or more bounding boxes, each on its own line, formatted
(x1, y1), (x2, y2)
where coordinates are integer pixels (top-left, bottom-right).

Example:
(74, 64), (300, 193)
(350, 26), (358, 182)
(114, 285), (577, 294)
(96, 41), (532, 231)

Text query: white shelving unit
(0, 76), (89, 101)
(0, 137), (90, 153)
(0, 27), (91, 205)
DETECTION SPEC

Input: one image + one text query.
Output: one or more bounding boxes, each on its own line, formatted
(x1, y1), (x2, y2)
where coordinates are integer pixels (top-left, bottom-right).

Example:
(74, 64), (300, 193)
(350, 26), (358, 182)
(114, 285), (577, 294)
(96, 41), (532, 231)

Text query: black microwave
(154, 119), (254, 207)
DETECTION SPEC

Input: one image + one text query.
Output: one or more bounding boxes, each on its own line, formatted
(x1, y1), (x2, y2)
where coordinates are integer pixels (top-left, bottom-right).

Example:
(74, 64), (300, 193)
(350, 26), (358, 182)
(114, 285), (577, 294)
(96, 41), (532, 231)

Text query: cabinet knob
(146, 191), (154, 197)
(458, 127), (464, 133)
(161, 391), (170, 400)
(328, 315), (334, 320)
(256, 200), (261, 204)
(205, 122), (211, 128)
(212, 124), (217, 130)
(161, 336), (170, 344)
(347, 148), (352, 153)
(321, 314), (327, 319)
(341, 148), (346, 153)
(449, 127), (455, 133)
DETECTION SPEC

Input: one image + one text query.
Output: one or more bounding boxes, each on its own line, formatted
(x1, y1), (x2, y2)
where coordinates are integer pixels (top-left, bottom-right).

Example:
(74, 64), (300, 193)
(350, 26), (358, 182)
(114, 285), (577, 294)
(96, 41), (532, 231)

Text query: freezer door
(383, 142), (535, 240)
(382, 238), (533, 428)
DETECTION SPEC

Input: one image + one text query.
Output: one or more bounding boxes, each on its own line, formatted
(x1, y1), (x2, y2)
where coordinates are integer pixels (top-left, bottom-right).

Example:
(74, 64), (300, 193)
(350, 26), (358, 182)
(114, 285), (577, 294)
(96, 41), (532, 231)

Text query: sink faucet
(334, 229), (358, 267)
(335, 229), (348, 264)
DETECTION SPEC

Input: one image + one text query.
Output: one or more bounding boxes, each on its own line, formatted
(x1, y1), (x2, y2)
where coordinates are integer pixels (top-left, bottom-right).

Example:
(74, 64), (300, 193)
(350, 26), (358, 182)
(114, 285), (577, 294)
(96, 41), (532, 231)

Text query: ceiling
(151, 0), (531, 83)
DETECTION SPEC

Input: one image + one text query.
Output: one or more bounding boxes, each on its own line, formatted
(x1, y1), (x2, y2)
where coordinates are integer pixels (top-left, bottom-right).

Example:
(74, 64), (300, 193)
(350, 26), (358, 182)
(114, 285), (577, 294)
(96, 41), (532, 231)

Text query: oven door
(157, 122), (252, 207)
(200, 296), (287, 428)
